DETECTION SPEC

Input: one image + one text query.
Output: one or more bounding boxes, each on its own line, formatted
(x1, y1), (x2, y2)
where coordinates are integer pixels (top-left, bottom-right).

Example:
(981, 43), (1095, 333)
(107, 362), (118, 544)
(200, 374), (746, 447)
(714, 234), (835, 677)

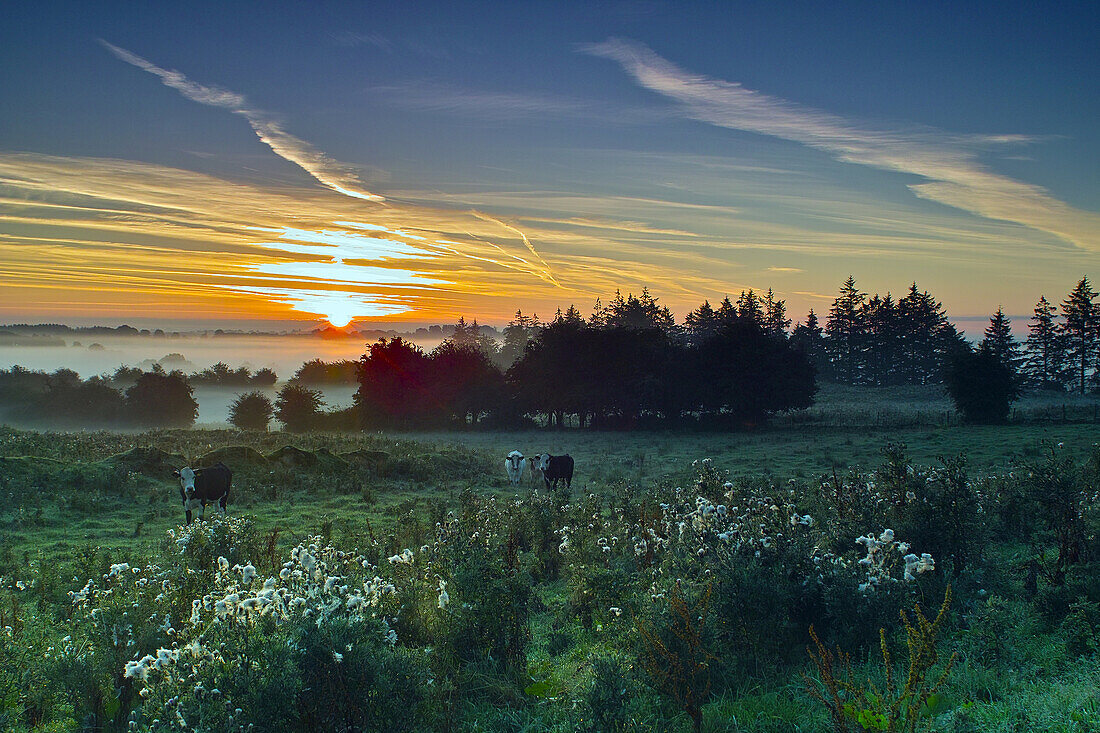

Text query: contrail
(471, 211), (561, 288)
(100, 40), (385, 203)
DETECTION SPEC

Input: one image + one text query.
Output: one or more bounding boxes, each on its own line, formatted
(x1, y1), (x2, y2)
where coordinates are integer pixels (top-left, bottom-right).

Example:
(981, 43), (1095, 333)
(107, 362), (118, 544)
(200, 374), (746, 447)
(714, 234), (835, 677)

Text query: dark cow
(173, 462), (232, 524)
(538, 454), (574, 491)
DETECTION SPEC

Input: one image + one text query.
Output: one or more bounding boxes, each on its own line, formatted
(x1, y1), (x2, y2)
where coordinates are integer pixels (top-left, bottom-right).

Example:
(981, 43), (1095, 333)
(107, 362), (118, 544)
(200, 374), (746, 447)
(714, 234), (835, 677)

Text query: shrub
(944, 347), (1019, 424)
(275, 383), (323, 432)
(228, 391), (274, 431)
(124, 371), (198, 427)
(295, 617), (427, 732)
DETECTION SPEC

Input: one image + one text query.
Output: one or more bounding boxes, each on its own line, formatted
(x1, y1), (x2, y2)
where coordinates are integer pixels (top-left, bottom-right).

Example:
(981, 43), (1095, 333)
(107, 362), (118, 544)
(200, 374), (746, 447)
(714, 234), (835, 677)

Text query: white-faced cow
(538, 454), (574, 491)
(173, 462), (232, 524)
(527, 453), (545, 487)
(505, 450), (525, 486)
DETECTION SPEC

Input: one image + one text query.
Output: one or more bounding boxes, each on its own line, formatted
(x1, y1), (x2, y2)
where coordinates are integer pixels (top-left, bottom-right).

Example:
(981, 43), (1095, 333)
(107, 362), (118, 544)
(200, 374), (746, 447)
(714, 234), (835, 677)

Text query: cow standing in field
(174, 462), (232, 524)
(527, 454), (545, 488)
(538, 454), (574, 492)
(505, 450), (525, 486)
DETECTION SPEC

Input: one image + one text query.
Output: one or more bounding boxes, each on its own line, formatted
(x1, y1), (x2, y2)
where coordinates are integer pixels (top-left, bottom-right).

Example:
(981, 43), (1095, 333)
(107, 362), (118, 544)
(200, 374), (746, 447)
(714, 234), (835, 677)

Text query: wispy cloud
(366, 82), (672, 124)
(100, 40), (385, 203)
(94, 42), (568, 317)
(582, 38), (1100, 253)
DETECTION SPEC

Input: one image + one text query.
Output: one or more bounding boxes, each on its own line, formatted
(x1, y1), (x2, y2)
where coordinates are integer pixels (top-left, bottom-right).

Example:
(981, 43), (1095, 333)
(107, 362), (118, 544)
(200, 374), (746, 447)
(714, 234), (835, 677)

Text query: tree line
(0, 277), (1094, 431)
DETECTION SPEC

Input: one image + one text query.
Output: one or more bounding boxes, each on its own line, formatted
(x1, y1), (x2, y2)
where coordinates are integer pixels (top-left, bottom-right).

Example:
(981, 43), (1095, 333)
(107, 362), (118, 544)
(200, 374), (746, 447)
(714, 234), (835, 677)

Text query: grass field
(2, 388), (1100, 731)
(2, 420), (1096, 566)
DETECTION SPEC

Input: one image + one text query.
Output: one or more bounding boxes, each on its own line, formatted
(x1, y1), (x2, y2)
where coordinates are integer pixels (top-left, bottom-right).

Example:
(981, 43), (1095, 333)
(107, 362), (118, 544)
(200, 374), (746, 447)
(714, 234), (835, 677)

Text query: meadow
(1, 388), (1099, 731)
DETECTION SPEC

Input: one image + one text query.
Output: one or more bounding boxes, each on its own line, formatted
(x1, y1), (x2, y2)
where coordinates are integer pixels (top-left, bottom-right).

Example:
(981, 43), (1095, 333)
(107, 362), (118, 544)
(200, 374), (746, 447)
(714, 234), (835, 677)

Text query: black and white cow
(538, 454), (574, 491)
(505, 450), (525, 486)
(173, 462), (232, 524)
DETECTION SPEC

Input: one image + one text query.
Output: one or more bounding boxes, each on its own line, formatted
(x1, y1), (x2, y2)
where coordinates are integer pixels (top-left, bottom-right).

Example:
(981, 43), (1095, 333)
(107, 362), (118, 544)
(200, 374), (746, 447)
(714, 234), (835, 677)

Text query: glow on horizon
(0, 32), (1096, 327)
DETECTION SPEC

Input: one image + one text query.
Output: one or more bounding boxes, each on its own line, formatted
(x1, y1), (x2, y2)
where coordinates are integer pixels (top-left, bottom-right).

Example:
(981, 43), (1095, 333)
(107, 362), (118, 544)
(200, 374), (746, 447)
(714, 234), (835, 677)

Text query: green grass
(1, 412), (1096, 572)
(2, 384), (1099, 732)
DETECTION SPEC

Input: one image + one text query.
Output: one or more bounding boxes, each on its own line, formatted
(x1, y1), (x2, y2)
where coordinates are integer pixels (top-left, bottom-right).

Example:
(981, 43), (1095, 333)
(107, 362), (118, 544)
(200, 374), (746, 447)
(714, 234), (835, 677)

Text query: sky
(1, 1), (1097, 329)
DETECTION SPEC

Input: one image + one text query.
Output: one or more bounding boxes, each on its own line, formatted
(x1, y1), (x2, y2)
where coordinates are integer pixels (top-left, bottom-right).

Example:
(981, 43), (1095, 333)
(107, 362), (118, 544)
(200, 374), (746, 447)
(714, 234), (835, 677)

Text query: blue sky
(1, 1), (1096, 328)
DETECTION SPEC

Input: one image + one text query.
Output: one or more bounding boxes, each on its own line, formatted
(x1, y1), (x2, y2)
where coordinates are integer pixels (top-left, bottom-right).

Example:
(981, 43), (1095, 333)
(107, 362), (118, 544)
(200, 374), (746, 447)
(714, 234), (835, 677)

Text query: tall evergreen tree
(1060, 277), (1099, 394)
(685, 300), (720, 344)
(824, 276), (866, 384)
(498, 310), (536, 369)
(736, 290), (764, 326)
(897, 284), (953, 385)
(981, 307), (1024, 375)
(715, 296), (737, 324)
(762, 288), (791, 338)
(863, 293), (901, 386)
(790, 309), (827, 375)
(1024, 296), (1065, 390)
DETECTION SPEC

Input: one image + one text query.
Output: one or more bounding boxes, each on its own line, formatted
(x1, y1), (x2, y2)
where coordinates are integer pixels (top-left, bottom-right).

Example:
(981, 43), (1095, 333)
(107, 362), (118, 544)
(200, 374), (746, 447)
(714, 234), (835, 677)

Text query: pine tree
(736, 290), (764, 326)
(825, 276), (867, 384)
(790, 309), (826, 374)
(981, 307), (1023, 374)
(762, 289), (791, 338)
(1024, 296), (1064, 390)
(863, 294), (903, 386)
(715, 296), (738, 325)
(897, 284), (953, 385)
(685, 300), (719, 343)
(1060, 277), (1099, 394)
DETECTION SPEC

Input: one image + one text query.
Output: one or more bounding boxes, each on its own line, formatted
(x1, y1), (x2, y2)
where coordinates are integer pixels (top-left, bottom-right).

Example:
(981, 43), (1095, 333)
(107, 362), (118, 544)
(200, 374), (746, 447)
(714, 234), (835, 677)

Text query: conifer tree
(685, 300), (720, 344)
(762, 288), (791, 338)
(1060, 277), (1099, 394)
(897, 284), (953, 385)
(736, 290), (764, 326)
(863, 293), (900, 386)
(790, 309), (826, 374)
(981, 307), (1023, 375)
(1024, 296), (1065, 390)
(825, 276), (866, 384)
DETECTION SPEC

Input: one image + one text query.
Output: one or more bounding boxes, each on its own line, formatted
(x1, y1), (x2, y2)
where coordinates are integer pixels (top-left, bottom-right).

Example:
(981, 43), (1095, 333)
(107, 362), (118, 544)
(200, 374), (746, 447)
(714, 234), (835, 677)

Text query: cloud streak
(583, 38), (1100, 252)
(100, 40), (385, 203)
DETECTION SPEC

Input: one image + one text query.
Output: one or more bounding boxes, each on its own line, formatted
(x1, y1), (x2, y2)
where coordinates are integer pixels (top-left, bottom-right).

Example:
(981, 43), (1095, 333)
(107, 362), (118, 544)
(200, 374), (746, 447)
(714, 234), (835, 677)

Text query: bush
(124, 371), (198, 427)
(275, 383), (323, 432)
(228, 391), (274, 431)
(945, 347), (1020, 424)
(295, 617), (427, 732)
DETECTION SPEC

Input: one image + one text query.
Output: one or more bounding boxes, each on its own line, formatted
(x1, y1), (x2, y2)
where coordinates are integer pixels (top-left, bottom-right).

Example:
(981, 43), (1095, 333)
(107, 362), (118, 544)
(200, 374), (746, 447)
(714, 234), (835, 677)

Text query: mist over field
(0, 333), (444, 379)
(0, 333), (383, 423)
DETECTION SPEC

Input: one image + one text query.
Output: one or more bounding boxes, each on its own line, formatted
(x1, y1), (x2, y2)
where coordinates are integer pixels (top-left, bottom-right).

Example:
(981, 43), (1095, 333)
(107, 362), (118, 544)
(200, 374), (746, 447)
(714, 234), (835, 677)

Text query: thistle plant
(806, 586), (956, 733)
(637, 582), (717, 733)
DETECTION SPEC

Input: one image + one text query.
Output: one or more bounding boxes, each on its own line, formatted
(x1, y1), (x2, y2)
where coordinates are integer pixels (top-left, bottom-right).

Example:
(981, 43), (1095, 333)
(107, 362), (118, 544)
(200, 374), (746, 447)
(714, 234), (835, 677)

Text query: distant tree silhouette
(228, 391), (274, 431)
(124, 371), (198, 427)
(292, 359), (357, 384)
(251, 367), (278, 386)
(825, 276), (867, 384)
(592, 289), (677, 334)
(690, 319), (816, 424)
(430, 341), (506, 425)
(497, 310), (540, 369)
(355, 337), (433, 428)
(761, 288), (791, 338)
(736, 289), (765, 327)
(1024, 295), (1065, 390)
(864, 293), (901, 385)
(275, 383), (323, 432)
(945, 346), (1020, 424)
(982, 307), (1024, 376)
(1060, 277), (1098, 394)
(790, 309), (827, 375)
